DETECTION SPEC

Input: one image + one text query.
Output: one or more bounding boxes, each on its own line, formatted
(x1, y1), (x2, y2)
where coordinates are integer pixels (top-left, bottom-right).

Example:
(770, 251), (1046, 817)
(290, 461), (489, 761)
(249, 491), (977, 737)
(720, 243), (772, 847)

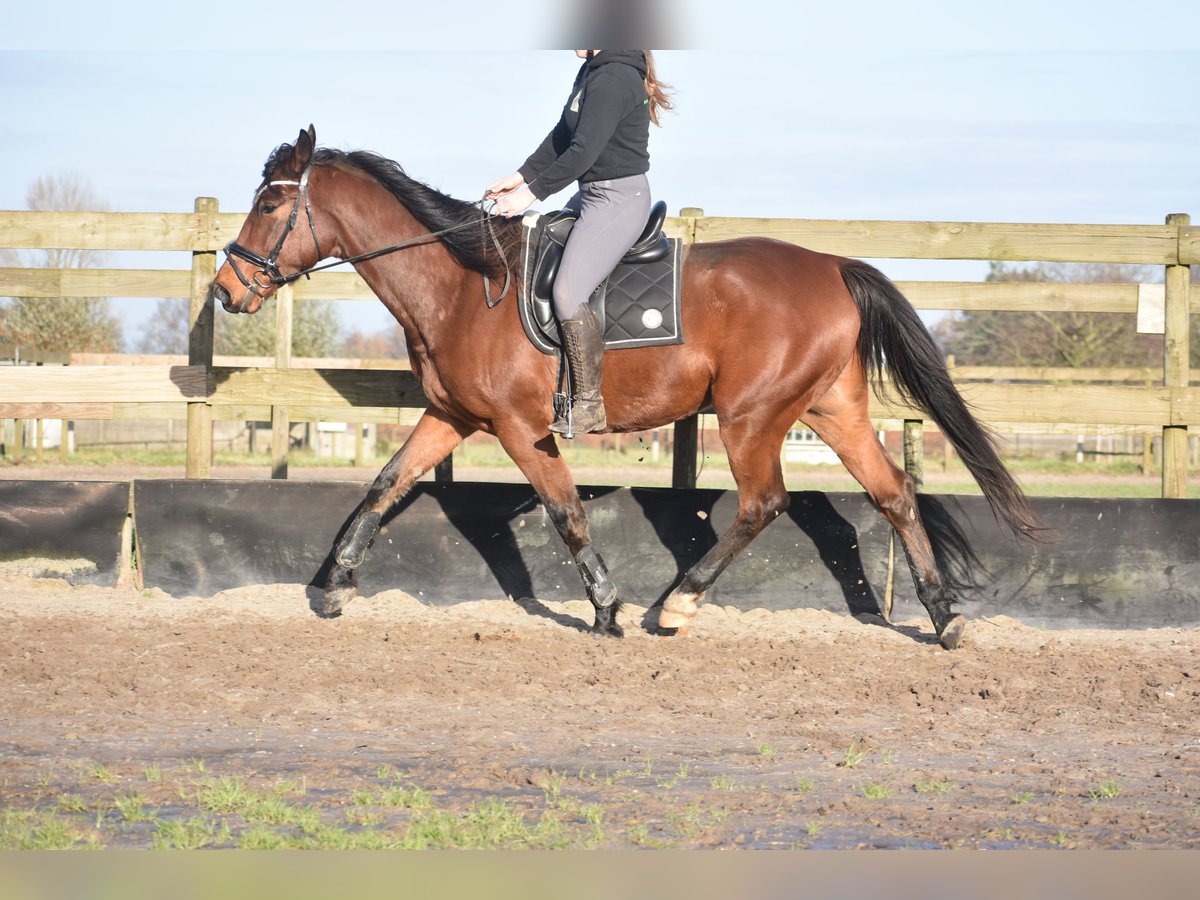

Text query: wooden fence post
(272, 283), (294, 479)
(1163, 212), (1191, 498)
(187, 197), (217, 478)
(672, 415), (699, 489)
(671, 206), (705, 490)
(903, 420), (924, 487)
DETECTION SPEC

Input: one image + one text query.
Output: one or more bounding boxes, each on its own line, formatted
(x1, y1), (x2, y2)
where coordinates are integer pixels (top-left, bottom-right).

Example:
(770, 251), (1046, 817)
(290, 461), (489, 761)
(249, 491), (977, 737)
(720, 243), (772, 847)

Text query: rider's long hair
(643, 51), (674, 126)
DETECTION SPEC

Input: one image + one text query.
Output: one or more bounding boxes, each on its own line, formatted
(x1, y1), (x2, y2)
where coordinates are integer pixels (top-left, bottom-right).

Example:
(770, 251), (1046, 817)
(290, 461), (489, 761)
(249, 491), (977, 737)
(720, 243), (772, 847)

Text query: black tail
(839, 260), (1044, 540)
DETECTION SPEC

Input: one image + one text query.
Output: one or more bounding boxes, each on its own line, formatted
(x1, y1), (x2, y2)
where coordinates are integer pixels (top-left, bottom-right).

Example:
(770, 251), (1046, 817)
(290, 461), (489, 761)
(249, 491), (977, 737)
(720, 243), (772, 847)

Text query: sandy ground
(1, 572), (1198, 848)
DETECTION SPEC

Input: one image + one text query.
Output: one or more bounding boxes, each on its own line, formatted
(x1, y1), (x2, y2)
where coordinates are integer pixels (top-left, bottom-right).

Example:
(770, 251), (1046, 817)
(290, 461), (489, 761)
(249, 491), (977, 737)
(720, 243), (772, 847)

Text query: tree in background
(137, 296), (342, 358)
(134, 297), (189, 354)
(216, 298), (342, 357)
(341, 322), (409, 361)
(932, 261), (1163, 368)
(0, 174), (122, 353)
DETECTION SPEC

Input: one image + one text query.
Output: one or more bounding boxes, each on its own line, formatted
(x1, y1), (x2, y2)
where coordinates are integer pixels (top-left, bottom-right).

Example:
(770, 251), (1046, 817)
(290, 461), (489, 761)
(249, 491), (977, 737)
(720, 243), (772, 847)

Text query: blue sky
(2, 3), (1198, 341)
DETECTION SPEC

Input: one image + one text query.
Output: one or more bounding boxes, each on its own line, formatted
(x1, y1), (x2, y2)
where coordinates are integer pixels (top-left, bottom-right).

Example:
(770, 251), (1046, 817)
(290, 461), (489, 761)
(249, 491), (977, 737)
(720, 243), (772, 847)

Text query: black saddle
(518, 200), (683, 355)
(532, 200), (670, 300)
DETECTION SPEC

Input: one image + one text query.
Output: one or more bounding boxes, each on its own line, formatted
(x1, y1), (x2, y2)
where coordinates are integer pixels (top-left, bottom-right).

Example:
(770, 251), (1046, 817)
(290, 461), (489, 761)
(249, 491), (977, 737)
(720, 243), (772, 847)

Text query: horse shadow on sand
(623, 488), (990, 646)
(307, 484), (988, 646)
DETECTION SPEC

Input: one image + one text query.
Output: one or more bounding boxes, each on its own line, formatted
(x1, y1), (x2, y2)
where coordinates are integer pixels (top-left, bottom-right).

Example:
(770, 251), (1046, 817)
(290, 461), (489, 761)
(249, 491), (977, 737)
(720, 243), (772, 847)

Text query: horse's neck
(328, 180), (472, 341)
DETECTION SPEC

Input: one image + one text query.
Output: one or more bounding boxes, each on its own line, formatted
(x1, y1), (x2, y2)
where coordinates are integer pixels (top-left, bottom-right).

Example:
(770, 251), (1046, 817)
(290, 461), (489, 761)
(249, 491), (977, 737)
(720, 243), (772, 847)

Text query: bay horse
(212, 126), (1041, 650)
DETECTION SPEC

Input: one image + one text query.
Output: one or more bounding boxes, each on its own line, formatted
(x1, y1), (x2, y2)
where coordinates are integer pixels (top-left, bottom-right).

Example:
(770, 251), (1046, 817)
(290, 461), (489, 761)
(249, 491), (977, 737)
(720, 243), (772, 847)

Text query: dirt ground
(1, 571), (1198, 849)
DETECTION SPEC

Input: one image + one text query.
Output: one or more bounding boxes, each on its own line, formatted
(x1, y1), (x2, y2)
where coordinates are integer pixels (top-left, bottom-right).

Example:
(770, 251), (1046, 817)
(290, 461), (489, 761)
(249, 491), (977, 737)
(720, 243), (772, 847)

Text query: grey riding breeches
(553, 173), (652, 320)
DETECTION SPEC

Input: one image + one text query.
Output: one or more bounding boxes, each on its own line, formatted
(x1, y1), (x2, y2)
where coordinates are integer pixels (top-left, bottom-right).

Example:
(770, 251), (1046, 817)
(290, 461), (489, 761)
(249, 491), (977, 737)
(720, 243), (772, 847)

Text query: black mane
(262, 143), (521, 279)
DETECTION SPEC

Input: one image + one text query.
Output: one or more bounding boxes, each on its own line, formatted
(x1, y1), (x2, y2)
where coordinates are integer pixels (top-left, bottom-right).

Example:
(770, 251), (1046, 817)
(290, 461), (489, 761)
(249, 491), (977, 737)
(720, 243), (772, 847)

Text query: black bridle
(222, 164), (512, 309)
(223, 166), (323, 299)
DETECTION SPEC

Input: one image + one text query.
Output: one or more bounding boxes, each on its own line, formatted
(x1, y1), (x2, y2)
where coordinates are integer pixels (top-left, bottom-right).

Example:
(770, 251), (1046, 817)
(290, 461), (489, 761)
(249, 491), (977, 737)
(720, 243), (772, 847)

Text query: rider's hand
(485, 172), (525, 200)
(491, 184), (535, 217)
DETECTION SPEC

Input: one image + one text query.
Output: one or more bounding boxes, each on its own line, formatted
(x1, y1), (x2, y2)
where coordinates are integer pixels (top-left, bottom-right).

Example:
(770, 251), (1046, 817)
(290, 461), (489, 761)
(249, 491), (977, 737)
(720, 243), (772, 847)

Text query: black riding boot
(550, 303), (607, 436)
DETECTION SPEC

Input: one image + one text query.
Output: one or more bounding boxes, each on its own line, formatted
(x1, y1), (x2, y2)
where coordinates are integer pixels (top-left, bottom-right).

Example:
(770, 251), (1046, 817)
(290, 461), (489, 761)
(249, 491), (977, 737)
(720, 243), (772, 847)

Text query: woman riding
(486, 49), (674, 436)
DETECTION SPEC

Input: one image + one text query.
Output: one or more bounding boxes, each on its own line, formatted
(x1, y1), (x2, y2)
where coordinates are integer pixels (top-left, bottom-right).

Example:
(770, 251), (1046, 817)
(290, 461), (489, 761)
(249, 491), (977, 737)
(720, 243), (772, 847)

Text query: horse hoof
(313, 586), (354, 618)
(659, 590), (701, 631)
(591, 620), (624, 639)
(657, 609), (692, 630)
(938, 614), (966, 650)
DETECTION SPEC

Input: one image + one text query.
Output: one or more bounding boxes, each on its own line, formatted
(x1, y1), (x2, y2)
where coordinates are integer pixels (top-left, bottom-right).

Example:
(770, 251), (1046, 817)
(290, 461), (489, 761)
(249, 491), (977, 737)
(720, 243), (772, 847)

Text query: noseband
(223, 166), (323, 300)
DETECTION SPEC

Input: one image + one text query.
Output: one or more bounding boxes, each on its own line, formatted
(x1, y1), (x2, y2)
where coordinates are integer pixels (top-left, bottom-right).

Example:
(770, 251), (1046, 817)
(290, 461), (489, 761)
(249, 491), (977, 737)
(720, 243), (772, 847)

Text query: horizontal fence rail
(1, 202), (1193, 495)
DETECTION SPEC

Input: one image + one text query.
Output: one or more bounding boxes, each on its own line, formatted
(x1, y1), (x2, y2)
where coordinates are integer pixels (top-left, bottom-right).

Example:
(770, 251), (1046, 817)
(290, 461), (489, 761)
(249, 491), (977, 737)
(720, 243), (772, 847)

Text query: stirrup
(550, 392), (574, 438)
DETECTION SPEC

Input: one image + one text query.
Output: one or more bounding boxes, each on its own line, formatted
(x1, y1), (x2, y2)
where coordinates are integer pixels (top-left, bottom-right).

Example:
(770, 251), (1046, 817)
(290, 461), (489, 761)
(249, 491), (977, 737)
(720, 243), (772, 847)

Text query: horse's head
(212, 125), (324, 315)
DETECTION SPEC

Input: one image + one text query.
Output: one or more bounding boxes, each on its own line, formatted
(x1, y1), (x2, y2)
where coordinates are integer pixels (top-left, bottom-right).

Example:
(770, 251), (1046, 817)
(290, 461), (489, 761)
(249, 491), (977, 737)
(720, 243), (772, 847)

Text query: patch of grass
(1010, 792), (1034, 805)
(305, 826), (406, 850)
(1050, 830), (1072, 848)
(143, 764), (163, 784)
(805, 820), (821, 837)
(247, 796), (321, 831)
(237, 824), (296, 850)
(151, 817), (230, 850)
(400, 799), (572, 850)
(180, 759), (207, 775)
(668, 802), (728, 839)
(0, 809), (100, 850)
(861, 783), (893, 800)
(196, 776), (250, 814)
(88, 764), (119, 785)
(709, 775), (737, 791)
(57, 794), (88, 813)
(540, 770), (566, 804)
(351, 783), (433, 810)
(194, 775), (322, 830)
(342, 809), (384, 828)
(792, 776), (815, 793)
(757, 742), (777, 757)
(839, 741), (868, 769)
(915, 780), (955, 794)
(270, 777), (307, 797)
(1088, 779), (1122, 800)
(114, 793), (155, 824)
(677, 763), (691, 779)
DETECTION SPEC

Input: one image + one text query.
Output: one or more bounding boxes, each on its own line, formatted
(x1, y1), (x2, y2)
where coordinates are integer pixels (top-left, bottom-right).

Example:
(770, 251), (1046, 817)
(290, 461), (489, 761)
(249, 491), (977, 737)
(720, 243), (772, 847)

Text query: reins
(224, 166), (512, 308)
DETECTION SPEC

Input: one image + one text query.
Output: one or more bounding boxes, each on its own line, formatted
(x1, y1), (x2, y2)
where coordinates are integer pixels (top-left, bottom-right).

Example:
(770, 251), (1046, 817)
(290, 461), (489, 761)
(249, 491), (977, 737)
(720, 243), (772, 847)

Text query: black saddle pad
(517, 212), (684, 356)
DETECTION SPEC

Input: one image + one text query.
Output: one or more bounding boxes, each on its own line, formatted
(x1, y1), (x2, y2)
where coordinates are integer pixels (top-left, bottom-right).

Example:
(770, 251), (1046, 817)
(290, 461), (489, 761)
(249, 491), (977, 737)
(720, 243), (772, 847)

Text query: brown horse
(212, 126), (1041, 650)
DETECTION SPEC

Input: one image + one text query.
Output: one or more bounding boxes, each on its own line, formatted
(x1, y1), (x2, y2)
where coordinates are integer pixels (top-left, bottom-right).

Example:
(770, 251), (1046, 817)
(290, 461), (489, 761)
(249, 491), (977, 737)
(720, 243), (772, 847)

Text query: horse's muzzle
(211, 281), (235, 312)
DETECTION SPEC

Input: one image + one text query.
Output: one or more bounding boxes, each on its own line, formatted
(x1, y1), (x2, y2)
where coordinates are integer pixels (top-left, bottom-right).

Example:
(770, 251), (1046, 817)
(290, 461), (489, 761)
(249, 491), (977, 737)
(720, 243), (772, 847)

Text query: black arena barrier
(131, 479), (1200, 629)
(0, 481), (130, 585)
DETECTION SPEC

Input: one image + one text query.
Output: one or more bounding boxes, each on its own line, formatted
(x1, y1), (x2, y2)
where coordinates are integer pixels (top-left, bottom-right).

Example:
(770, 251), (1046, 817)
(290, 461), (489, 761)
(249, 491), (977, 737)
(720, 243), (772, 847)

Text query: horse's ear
(292, 126), (315, 174)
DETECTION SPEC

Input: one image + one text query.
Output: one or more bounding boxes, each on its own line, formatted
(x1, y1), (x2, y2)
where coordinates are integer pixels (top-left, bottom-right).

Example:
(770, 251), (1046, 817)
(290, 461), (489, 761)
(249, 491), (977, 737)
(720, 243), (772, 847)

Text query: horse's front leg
(315, 408), (474, 617)
(495, 423), (622, 637)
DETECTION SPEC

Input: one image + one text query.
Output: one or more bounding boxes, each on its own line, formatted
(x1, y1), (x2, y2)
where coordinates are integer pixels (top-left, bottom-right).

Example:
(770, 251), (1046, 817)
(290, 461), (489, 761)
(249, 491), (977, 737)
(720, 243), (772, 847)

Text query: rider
(486, 49), (673, 436)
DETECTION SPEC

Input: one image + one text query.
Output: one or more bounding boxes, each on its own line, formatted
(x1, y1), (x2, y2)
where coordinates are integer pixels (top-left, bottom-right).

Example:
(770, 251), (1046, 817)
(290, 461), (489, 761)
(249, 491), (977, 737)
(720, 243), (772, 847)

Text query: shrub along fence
(0, 202), (1194, 495)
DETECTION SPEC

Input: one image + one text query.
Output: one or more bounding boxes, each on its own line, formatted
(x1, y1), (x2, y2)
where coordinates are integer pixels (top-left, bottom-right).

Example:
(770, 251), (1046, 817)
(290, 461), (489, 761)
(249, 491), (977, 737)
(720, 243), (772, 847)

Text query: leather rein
(223, 164), (512, 309)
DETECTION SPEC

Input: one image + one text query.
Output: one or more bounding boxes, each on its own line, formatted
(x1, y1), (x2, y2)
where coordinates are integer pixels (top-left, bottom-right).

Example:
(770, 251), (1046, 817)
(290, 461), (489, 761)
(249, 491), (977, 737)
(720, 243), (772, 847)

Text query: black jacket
(518, 50), (650, 201)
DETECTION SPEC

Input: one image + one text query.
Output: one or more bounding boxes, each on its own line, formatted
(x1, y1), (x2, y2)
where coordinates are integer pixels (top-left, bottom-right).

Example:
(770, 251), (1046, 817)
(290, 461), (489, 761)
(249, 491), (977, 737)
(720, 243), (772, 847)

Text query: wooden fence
(0, 201), (1194, 494)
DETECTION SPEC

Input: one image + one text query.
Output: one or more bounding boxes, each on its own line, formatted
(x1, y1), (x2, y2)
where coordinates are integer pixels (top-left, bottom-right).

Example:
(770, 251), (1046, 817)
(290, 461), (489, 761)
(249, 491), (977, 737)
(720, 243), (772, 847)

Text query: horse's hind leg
(493, 421), (622, 638)
(316, 408), (474, 617)
(659, 415), (793, 632)
(804, 388), (966, 649)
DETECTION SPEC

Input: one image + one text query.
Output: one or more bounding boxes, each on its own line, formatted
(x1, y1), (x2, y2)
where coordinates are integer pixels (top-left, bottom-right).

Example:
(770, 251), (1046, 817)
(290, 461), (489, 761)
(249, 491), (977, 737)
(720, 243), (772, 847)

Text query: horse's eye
(259, 203), (278, 215)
